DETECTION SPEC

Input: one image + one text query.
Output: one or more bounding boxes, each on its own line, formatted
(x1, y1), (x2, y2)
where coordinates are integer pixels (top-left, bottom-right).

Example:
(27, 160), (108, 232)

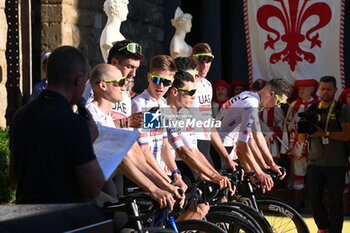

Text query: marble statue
(169, 7), (192, 58)
(100, 0), (129, 63)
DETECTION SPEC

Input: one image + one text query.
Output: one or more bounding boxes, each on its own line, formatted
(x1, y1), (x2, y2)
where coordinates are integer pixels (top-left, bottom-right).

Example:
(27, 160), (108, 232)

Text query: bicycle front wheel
(257, 199), (309, 233)
(176, 219), (225, 233)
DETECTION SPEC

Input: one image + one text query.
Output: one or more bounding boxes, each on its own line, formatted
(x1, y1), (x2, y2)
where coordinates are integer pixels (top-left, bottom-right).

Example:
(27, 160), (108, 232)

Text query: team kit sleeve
(165, 117), (184, 149)
(238, 105), (260, 143)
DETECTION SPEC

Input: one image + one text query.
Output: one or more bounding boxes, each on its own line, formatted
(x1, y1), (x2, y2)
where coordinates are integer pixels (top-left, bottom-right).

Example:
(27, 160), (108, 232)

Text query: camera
(297, 108), (325, 134)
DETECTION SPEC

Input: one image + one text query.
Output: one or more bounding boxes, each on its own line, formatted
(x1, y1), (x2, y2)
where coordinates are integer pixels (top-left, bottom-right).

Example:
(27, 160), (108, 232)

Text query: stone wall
(0, 0), (7, 128)
(41, 0), (166, 93)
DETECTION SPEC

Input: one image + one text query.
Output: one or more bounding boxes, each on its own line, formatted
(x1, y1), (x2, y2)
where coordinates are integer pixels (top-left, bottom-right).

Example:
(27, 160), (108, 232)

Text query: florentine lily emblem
(257, 0), (332, 71)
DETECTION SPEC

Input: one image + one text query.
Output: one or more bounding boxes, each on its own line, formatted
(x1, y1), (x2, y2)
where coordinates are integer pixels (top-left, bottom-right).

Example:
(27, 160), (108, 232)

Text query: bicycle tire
(206, 211), (260, 233)
(176, 219), (226, 233)
(220, 202), (273, 233)
(209, 205), (263, 233)
(256, 199), (310, 233)
(143, 226), (176, 232)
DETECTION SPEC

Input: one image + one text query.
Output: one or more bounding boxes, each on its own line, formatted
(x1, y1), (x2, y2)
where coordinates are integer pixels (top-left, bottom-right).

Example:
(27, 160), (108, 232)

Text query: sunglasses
(96, 77), (127, 87)
(177, 87), (196, 96)
(275, 94), (287, 105)
(150, 74), (173, 87)
(193, 70), (199, 78)
(118, 43), (142, 54)
(194, 53), (214, 63)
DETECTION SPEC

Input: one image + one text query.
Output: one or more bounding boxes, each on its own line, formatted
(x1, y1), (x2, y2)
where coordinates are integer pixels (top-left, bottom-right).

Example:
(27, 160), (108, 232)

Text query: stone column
(0, 0), (8, 128)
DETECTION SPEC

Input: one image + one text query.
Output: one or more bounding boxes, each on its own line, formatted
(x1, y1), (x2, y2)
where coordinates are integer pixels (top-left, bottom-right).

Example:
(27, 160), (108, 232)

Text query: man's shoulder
(202, 78), (212, 87)
(230, 92), (259, 107)
(132, 90), (148, 103)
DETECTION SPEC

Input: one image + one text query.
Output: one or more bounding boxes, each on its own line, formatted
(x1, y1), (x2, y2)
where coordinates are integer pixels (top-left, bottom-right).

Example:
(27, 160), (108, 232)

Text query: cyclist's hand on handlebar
(256, 172), (274, 193)
(149, 188), (175, 211)
(168, 184), (185, 208)
(225, 159), (239, 172)
(173, 173), (188, 193)
(270, 164), (286, 180)
(212, 174), (235, 196)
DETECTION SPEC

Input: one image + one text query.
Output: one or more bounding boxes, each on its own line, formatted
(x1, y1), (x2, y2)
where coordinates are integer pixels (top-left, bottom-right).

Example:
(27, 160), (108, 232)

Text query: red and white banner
(243, 0), (345, 91)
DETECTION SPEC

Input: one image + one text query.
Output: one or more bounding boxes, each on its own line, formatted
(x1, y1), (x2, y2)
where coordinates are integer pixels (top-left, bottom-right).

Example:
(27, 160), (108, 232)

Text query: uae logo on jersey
(143, 109), (161, 129)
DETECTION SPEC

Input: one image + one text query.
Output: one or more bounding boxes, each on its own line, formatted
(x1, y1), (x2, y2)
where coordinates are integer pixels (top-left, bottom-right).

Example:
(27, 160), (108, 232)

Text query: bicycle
(175, 180), (262, 233)
(104, 192), (225, 233)
(221, 168), (310, 233)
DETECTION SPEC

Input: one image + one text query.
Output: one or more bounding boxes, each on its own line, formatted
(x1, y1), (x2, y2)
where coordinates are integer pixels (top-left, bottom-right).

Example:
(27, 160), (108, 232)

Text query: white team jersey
(131, 90), (171, 174)
(83, 81), (131, 120)
(165, 108), (198, 161)
(190, 78), (213, 140)
(86, 102), (115, 128)
(216, 91), (261, 147)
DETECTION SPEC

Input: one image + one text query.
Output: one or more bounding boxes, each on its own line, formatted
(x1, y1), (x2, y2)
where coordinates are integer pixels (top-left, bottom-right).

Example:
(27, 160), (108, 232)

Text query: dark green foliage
(0, 127), (15, 203)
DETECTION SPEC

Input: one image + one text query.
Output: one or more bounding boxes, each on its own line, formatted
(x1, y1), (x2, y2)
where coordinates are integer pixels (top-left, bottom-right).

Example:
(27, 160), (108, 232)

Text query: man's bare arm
(161, 138), (187, 191)
(252, 132), (283, 177)
(247, 137), (269, 169)
(139, 143), (172, 183)
(236, 140), (274, 192)
(118, 155), (176, 210)
(126, 143), (182, 195)
(210, 127), (237, 170)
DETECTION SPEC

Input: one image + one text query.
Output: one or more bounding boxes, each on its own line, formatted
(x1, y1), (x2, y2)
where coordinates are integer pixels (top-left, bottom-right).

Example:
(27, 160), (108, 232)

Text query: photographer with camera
(301, 76), (350, 233)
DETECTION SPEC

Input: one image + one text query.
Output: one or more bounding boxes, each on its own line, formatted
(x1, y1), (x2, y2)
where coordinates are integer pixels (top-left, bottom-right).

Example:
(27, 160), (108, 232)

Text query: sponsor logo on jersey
(112, 102), (128, 115)
(225, 100), (232, 109)
(198, 94), (211, 104)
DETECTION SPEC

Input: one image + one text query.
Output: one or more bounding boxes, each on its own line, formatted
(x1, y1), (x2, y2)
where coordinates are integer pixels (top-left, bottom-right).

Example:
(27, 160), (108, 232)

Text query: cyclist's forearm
(126, 150), (173, 189)
(237, 141), (264, 175)
(160, 141), (178, 173)
(119, 155), (159, 193)
(253, 132), (275, 166)
(210, 127), (233, 167)
(176, 146), (217, 179)
(248, 138), (269, 169)
(140, 145), (171, 182)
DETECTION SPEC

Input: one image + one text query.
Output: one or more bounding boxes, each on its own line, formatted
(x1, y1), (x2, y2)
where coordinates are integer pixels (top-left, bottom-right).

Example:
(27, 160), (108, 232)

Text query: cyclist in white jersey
(189, 43), (236, 172)
(216, 79), (293, 192)
(87, 64), (182, 210)
(175, 52), (236, 173)
(132, 55), (187, 191)
(83, 39), (143, 128)
(165, 70), (233, 190)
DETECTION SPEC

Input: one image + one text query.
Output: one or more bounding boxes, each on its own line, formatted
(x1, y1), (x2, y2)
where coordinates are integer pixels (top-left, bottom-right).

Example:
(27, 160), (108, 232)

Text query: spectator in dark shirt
(9, 46), (104, 204)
